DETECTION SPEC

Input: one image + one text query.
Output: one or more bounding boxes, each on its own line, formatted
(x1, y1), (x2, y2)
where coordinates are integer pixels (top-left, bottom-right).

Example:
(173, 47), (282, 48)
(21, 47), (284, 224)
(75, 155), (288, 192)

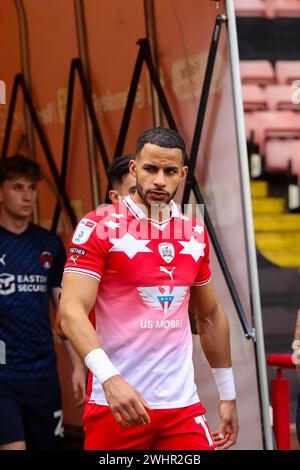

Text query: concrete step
(252, 197), (285, 214)
(256, 232), (300, 249)
(262, 250), (300, 268)
(254, 214), (300, 232)
(251, 180), (268, 198)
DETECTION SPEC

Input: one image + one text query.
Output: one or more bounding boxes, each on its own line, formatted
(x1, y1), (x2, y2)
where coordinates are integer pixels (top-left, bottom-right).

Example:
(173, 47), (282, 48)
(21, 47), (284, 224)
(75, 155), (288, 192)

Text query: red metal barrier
(267, 354), (296, 450)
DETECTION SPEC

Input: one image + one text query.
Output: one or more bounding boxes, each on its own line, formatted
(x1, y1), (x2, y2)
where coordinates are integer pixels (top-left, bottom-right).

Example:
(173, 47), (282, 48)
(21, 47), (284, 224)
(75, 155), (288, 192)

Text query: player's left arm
(190, 281), (239, 450)
(52, 287), (86, 407)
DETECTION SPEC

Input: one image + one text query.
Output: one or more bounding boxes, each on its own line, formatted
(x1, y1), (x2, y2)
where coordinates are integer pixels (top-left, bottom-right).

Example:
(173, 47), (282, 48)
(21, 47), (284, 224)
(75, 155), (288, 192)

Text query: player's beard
(135, 178), (178, 210)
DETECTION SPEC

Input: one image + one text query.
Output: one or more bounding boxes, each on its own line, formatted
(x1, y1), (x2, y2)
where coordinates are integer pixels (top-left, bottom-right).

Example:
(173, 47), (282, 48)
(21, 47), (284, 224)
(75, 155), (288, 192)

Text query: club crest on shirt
(40, 251), (53, 269)
(158, 243), (175, 263)
(72, 218), (97, 245)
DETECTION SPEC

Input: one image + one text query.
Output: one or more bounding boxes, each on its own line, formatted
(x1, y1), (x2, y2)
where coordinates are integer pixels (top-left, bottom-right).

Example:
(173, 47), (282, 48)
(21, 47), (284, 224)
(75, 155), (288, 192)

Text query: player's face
(108, 173), (136, 203)
(0, 177), (38, 220)
(130, 143), (188, 208)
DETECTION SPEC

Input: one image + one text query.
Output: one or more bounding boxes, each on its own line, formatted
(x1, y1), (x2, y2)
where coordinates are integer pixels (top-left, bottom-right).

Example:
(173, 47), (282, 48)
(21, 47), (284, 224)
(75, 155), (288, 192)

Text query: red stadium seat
(265, 139), (300, 181)
(240, 60), (275, 85)
(242, 85), (267, 111)
(234, 0), (265, 17)
(276, 61), (300, 84)
(265, 85), (299, 111)
(245, 111), (300, 151)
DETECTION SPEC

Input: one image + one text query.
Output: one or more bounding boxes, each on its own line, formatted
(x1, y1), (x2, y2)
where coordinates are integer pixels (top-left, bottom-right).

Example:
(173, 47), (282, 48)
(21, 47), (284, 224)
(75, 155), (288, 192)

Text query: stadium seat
(269, 0), (300, 18)
(242, 85), (267, 111)
(245, 111), (300, 151)
(265, 85), (299, 111)
(236, 0), (300, 19)
(234, 0), (265, 17)
(265, 139), (300, 182)
(240, 60), (275, 85)
(275, 61), (300, 84)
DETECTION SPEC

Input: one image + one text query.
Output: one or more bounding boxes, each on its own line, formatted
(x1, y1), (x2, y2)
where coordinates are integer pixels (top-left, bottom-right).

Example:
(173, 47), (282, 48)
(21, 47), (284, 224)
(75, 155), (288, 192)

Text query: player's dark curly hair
(107, 154), (135, 188)
(136, 127), (186, 164)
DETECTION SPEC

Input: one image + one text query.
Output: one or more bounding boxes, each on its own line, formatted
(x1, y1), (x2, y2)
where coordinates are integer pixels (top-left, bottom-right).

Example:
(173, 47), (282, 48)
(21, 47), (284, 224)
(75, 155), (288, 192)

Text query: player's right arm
(59, 273), (100, 357)
(59, 272), (151, 428)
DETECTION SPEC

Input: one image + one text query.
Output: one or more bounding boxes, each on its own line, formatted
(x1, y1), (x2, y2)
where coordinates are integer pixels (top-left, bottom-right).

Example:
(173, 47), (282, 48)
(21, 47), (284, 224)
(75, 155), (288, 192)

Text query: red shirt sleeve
(64, 211), (110, 282)
(192, 225), (211, 287)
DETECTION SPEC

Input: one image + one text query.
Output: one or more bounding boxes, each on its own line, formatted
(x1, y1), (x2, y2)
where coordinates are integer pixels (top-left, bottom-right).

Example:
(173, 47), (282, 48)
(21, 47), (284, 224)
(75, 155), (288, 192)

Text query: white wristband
(84, 348), (120, 385)
(212, 367), (236, 401)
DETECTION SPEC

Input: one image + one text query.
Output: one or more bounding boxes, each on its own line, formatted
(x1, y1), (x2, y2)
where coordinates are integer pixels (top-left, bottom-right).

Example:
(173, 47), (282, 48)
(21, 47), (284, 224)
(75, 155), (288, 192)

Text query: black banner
(0, 450), (297, 468)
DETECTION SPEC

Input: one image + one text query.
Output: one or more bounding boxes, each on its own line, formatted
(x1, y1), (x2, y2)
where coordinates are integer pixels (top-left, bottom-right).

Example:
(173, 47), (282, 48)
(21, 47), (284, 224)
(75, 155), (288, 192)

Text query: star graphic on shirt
(180, 214), (190, 221)
(193, 224), (204, 235)
(111, 213), (123, 219)
(105, 220), (121, 229)
(178, 236), (206, 262)
(109, 233), (153, 259)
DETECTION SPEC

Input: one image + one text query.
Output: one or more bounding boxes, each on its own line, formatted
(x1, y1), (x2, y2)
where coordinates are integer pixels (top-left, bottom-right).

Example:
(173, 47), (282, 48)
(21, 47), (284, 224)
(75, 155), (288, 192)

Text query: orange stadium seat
(240, 60), (276, 85)
(234, 0), (265, 17)
(242, 85), (267, 111)
(276, 61), (300, 84)
(265, 85), (299, 111)
(265, 139), (300, 181)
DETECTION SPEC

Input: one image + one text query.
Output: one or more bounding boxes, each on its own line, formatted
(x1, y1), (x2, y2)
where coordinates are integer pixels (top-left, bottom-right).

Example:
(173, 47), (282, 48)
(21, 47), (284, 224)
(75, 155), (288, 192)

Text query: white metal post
(225, 0), (274, 450)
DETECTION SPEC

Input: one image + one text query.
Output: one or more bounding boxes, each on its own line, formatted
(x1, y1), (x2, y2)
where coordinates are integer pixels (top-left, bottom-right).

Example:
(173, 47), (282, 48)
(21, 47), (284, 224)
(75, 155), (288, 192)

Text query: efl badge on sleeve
(72, 218), (97, 245)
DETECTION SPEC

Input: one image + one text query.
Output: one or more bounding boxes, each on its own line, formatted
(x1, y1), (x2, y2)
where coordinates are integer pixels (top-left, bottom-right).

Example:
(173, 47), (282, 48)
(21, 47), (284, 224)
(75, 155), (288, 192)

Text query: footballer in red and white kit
(66, 197), (210, 405)
(60, 128), (238, 451)
(64, 197), (215, 449)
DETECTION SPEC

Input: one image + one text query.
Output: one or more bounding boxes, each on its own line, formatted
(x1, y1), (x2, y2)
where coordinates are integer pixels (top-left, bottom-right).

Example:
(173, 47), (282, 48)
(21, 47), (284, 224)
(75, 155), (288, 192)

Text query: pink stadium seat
(265, 85), (299, 111)
(240, 60), (275, 85)
(242, 85), (267, 111)
(276, 61), (300, 84)
(265, 139), (300, 181)
(245, 111), (300, 152)
(268, 0), (300, 18)
(235, 0), (300, 19)
(234, 0), (265, 17)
